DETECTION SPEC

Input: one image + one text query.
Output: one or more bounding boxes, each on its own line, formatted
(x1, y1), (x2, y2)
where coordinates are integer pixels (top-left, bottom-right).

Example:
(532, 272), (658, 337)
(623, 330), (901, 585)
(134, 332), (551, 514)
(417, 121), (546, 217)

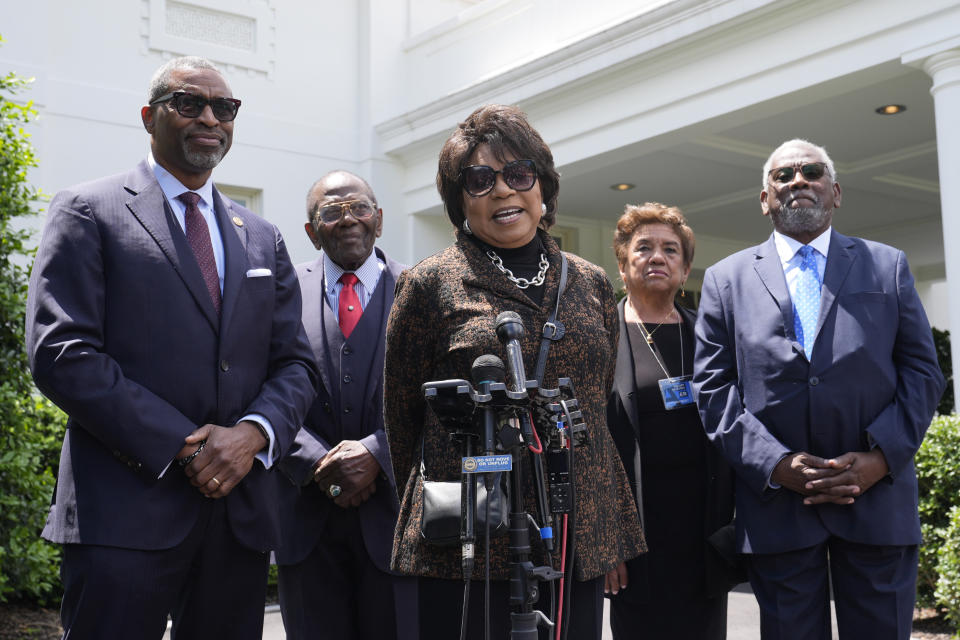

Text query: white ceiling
(557, 60), (943, 277)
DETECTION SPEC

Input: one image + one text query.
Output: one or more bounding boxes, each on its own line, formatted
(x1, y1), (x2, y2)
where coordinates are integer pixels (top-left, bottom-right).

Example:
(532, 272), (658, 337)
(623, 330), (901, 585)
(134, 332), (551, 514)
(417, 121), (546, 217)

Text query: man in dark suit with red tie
(273, 170), (417, 640)
(25, 56), (317, 639)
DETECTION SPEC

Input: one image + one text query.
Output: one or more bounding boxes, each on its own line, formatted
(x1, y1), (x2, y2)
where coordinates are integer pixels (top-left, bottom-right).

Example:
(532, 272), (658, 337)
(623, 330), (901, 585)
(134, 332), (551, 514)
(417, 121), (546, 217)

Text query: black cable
(461, 573), (471, 640)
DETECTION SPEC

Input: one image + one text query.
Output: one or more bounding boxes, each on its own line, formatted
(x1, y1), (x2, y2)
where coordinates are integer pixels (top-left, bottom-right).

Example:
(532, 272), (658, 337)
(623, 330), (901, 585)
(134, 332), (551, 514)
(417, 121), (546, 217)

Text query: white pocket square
(246, 268), (272, 278)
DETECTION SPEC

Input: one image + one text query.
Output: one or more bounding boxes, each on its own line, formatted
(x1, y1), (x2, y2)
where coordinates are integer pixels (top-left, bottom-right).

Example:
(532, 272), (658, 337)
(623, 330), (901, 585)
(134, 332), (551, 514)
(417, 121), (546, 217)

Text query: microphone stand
(421, 375), (564, 640)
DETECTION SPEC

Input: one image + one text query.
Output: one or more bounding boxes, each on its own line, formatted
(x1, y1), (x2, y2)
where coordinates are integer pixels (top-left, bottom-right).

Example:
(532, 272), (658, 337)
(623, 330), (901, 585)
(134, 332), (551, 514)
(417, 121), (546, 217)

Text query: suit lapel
(301, 259), (334, 397)
(813, 231), (856, 347)
(753, 235), (802, 355)
(123, 161), (219, 332)
(320, 261), (345, 400)
(216, 188), (246, 328)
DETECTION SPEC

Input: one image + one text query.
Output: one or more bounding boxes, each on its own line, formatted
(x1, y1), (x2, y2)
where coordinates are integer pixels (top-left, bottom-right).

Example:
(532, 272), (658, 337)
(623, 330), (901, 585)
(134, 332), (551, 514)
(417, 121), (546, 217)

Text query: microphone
(472, 355), (505, 461)
(495, 311), (528, 393)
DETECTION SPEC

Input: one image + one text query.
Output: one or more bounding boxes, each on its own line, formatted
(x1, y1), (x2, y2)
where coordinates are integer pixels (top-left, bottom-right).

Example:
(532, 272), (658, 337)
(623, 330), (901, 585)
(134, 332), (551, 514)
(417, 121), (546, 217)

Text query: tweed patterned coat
(384, 229), (646, 581)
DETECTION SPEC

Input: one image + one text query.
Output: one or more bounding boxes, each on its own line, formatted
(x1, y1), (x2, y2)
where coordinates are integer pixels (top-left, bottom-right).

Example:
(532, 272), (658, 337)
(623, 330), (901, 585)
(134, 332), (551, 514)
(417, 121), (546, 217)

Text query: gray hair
(147, 56), (222, 103)
(761, 138), (837, 187)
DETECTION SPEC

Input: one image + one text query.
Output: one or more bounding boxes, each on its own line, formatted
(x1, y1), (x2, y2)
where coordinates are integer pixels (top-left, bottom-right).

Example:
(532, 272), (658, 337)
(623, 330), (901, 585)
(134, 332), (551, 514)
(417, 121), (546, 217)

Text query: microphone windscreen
(471, 354), (505, 385)
(495, 311), (524, 340)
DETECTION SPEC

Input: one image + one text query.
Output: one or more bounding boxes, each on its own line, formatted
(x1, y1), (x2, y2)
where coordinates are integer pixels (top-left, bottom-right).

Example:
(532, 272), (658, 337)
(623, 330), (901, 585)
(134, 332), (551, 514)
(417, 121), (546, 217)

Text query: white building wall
(2, 0), (957, 334)
(1, 0), (370, 265)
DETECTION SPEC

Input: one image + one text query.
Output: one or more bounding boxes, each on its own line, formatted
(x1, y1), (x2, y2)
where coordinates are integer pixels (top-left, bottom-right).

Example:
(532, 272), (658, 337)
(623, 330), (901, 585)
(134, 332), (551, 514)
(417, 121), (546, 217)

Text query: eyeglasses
(460, 159), (538, 197)
(768, 162), (828, 184)
(150, 91), (242, 122)
(314, 199), (377, 225)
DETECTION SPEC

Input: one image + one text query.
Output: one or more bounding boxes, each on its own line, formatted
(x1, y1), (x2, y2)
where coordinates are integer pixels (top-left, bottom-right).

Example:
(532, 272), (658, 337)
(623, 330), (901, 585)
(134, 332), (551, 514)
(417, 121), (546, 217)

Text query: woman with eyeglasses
(605, 203), (743, 639)
(384, 104), (646, 639)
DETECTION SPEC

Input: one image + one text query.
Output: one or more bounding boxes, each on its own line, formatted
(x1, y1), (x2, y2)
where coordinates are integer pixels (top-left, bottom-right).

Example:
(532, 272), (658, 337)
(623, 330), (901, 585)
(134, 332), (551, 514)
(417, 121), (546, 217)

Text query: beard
(770, 204), (831, 236)
(183, 144), (227, 170)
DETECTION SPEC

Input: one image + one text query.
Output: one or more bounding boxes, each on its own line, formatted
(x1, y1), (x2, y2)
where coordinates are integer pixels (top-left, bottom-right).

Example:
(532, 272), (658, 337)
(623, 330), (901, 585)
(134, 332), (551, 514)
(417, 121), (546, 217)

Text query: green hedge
(917, 413), (960, 631)
(0, 389), (65, 604)
(0, 35), (66, 605)
(936, 505), (960, 629)
(933, 328), (954, 415)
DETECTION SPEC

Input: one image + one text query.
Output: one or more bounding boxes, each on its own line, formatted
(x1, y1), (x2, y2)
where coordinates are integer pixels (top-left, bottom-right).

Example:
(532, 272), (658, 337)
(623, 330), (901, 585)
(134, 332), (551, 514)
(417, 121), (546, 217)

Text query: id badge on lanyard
(658, 375), (694, 410)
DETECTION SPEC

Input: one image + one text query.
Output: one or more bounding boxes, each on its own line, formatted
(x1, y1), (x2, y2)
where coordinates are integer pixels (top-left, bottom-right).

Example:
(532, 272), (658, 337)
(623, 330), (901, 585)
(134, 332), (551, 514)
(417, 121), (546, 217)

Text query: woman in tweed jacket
(384, 104), (645, 639)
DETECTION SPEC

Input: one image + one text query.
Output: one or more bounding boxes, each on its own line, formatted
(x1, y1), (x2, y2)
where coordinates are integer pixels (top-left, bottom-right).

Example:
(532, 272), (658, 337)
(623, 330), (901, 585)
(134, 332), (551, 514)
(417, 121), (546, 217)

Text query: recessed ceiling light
(611, 183), (635, 191)
(875, 104), (906, 115)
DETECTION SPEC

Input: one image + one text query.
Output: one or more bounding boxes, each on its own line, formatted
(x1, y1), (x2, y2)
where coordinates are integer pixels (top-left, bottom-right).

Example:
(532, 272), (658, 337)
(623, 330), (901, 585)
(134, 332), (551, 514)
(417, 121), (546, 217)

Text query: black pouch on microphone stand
(418, 448), (510, 546)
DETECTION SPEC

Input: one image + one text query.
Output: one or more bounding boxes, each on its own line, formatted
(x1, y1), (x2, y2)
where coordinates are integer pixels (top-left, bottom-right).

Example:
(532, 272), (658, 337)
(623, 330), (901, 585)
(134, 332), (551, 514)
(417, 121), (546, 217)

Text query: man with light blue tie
(693, 139), (945, 639)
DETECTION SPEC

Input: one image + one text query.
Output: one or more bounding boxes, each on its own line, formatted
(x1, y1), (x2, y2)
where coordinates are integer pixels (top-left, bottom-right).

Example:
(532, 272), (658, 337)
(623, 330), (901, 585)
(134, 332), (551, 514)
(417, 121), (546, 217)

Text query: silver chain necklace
(486, 250), (549, 289)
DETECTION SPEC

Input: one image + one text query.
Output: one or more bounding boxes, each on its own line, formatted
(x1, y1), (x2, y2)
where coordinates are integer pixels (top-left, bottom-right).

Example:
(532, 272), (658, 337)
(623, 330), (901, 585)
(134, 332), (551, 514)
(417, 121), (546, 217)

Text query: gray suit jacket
(693, 231), (944, 554)
(26, 160), (317, 552)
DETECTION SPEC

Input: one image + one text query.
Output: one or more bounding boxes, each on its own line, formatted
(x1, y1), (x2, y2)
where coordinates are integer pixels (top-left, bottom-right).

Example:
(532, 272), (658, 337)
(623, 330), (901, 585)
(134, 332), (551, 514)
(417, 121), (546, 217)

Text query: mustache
(183, 128), (226, 144)
(785, 192), (820, 207)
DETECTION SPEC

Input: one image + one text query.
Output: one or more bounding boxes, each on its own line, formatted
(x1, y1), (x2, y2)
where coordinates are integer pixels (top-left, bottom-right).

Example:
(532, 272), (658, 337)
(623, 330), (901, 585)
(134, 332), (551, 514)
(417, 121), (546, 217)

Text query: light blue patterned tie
(793, 245), (821, 359)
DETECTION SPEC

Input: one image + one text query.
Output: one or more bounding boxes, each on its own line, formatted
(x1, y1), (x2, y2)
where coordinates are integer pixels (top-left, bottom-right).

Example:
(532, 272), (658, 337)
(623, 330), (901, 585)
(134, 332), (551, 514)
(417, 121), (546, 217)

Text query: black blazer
(608, 300), (743, 596)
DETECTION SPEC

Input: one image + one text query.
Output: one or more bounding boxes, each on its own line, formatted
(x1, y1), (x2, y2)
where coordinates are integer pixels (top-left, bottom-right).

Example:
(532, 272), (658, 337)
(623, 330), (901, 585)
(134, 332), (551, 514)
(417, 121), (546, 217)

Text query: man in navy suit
(274, 170), (416, 640)
(25, 56), (317, 639)
(693, 139), (944, 639)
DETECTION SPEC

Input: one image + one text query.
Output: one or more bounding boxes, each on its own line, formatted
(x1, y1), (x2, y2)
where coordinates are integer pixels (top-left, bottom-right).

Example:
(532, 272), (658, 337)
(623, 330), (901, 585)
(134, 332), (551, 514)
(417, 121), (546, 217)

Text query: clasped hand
(313, 440), (381, 508)
(175, 421), (267, 498)
(771, 450), (889, 505)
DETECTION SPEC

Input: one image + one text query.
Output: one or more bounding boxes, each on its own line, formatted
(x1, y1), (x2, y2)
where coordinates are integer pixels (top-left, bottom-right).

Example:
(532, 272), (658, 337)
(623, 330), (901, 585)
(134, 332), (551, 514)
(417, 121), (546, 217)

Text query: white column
(919, 49), (960, 413)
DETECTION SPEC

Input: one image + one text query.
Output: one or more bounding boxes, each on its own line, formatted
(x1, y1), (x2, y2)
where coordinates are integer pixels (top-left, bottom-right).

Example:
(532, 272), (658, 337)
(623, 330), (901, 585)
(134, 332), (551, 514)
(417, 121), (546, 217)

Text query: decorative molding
(901, 32), (960, 67)
(847, 213), (943, 237)
(691, 135), (771, 160)
(872, 173), (940, 194)
(681, 187), (756, 216)
(840, 141), (938, 175)
(375, 0), (782, 154)
(143, 0), (275, 76)
(167, 2), (256, 51)
(694, 135), (938, 178)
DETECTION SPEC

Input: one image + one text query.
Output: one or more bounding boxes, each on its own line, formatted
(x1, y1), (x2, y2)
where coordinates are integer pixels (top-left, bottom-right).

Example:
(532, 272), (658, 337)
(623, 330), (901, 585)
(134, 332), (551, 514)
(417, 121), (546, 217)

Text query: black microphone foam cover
(471, 355), (505, 386)
(495, 311), (524, 341)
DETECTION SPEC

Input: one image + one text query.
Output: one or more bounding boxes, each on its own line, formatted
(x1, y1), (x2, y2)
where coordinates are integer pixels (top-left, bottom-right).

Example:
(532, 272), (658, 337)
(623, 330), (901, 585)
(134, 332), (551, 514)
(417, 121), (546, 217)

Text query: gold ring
(211, 477), (221, 487)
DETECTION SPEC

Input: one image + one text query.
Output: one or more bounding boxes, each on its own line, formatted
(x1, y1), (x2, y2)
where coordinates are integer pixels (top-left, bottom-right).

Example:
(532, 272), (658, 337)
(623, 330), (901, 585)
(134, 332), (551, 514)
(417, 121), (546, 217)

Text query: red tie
(178, 192), (221, 315)
(338, 273), (361, 338)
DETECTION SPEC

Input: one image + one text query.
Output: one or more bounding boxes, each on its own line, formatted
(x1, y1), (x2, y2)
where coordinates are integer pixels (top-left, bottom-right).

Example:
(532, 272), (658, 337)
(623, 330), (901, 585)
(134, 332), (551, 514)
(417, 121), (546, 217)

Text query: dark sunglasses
(150, 91), (242, 122)
(768, 162), (828, 184)
(314, 199), (377, 225)
(460, 159), (538, 197)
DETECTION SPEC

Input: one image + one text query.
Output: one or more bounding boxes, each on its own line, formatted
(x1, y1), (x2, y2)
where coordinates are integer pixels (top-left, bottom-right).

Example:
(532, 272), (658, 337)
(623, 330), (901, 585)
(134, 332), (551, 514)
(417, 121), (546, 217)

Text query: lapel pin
(232, 216), (244, 227)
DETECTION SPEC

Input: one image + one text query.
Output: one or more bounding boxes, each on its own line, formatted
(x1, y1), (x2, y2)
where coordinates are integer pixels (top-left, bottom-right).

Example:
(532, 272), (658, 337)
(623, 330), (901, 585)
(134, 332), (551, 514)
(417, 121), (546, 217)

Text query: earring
(680, 280), (686, 298)
(463, 219), (473, 235)
(541, 203), (547, 214)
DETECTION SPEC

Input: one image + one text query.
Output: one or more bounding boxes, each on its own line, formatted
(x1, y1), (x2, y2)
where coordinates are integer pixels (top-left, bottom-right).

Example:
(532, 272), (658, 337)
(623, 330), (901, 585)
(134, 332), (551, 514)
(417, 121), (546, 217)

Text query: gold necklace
(630, 301), (677, 345)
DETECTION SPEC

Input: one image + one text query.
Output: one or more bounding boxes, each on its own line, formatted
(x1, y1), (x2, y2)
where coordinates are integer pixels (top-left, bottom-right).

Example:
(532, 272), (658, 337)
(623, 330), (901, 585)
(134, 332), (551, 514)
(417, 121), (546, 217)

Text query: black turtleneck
(467, 233), (547, 306)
